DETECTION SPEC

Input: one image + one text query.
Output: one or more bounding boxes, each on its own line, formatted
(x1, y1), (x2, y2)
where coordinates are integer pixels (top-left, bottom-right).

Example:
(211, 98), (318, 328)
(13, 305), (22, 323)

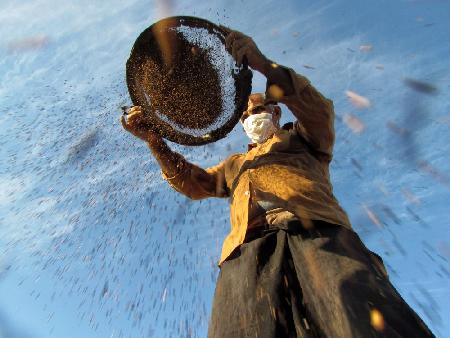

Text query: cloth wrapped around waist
(247, 197), (302, 229)
(245, 218), (339, 243)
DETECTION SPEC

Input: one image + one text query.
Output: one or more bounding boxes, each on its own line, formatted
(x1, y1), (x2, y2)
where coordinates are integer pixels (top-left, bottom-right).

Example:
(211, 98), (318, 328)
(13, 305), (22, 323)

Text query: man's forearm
(261, 60), (295, 97)
(121, 107), (186, 177)
(264, 63), (335, 159)
(146, 138), (184, 178)
(147, 137), (222, 200)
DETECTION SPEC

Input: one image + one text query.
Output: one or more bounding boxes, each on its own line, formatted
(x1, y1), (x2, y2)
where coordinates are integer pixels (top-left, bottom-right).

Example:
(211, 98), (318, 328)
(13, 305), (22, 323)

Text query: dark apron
(207, 220), (435, 338)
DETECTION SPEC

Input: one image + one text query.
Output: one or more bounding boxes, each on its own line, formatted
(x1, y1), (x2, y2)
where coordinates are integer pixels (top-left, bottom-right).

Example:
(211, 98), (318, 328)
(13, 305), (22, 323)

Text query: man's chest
(223, 129), (318, 190)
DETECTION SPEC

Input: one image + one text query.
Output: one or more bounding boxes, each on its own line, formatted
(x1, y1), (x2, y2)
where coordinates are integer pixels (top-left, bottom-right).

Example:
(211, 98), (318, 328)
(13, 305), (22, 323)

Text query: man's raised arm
(224, 28), (335, 162)
(265, 64), (335, 162)
(120, 106), (228, 200)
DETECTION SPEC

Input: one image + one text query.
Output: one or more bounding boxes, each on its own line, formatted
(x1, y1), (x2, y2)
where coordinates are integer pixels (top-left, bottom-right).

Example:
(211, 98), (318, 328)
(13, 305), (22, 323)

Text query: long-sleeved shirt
(161, 64), (352, 266)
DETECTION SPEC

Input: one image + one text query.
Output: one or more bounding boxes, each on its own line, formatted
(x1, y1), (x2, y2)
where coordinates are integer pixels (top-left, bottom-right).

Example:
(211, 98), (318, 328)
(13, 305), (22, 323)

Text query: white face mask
(242, 112), (278, 144)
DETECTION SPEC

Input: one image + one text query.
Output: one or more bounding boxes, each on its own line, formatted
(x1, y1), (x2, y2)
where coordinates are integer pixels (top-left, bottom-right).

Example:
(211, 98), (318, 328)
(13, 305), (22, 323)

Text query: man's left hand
(222, 27), (271, 74)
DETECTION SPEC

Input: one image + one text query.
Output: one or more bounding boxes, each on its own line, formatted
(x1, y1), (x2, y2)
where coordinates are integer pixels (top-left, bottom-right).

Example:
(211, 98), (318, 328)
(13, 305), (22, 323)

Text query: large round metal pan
(126, 16), (252, 145)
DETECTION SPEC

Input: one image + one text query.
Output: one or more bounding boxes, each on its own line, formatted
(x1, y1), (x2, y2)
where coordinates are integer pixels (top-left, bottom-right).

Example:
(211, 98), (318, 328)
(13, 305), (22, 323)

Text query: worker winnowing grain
(121, 28), (435, 338)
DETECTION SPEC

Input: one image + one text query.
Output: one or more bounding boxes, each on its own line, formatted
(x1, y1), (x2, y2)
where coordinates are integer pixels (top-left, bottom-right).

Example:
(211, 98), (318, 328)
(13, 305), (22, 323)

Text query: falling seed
(302, 64), (315, 70)
(370, 309), (385, 331)
(401, 188), (421, 205)
(268, 85), (284, 101)
(343, 113), (365, 134)
(7, 35), (50, 52)
(362, 204), (383, 229)
(351, 158), (363, 171)
(301, 218), (314, 230)
(386, 121), (409, 136)
(101, 281), (109, 298)
(437, 242), (450, 261)
(436, 116), (450, 125)
(380, 204), (401, 225)
(345, 90), (371, 109)
(303, 318), (310, 330)
(377, 183), (390, 196)
(162, 287), (167, 302)
(360, 44), (373, 52)
(191, 46), (199, 56)
(417, 160), (450, 185)
(404, 78), (438, 95)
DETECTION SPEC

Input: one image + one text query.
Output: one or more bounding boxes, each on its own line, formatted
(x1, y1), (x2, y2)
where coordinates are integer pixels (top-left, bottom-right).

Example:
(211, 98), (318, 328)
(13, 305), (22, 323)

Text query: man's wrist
(254, 56), (273, 76)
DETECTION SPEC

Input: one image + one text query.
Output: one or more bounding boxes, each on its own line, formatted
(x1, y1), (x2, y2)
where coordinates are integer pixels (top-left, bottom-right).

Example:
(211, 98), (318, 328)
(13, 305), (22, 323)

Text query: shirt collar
(246, 129), (283, 152)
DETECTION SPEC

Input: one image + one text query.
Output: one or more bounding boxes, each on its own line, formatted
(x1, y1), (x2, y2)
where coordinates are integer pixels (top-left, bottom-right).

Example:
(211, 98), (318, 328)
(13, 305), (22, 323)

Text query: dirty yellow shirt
(161, 65), (351, 266)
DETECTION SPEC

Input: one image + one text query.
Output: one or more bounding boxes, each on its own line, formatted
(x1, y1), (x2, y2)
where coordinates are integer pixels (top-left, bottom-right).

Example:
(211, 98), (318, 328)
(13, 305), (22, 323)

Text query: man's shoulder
(227, 153), (244, 162)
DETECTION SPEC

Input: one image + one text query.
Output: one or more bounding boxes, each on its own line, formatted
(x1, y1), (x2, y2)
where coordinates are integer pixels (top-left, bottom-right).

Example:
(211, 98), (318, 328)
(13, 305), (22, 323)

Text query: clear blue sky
(0, 0), (449, 337)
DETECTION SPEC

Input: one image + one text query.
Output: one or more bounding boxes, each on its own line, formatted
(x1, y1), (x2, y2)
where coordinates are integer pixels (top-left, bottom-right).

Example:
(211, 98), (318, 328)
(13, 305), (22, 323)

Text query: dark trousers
(208, 221), (435, 338)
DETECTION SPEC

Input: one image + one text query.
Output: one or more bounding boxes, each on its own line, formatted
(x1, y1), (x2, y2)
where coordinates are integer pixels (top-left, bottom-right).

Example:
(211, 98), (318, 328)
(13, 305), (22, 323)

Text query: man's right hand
(121, 106), (182, 177)
(120, 106), (162, 146)
(221, 27), (271, 75)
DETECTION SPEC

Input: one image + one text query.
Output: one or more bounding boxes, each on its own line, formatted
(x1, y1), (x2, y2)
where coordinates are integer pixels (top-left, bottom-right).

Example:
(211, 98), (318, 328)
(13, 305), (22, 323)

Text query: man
(121, 29), (435, 338)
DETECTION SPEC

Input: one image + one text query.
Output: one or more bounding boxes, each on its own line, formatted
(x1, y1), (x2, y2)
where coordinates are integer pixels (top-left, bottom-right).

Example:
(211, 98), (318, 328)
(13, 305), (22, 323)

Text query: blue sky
(0, 0), (449, 337)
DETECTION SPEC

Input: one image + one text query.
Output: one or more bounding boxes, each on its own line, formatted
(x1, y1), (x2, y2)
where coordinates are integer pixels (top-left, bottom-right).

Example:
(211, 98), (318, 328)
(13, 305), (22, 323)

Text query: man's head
(241, 93), (281, 125)
(240, 93), (282, 144)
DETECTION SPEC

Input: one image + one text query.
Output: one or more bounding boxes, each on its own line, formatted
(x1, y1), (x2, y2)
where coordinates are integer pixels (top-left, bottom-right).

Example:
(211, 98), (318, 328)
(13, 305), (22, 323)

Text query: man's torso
(218, 124), (351, 265)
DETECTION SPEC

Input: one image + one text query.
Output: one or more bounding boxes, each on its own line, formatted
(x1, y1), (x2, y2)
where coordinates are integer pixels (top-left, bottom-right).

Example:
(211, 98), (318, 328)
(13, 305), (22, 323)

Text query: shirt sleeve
(161, 156), (229, 200)
(265, 64), (335, 162)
